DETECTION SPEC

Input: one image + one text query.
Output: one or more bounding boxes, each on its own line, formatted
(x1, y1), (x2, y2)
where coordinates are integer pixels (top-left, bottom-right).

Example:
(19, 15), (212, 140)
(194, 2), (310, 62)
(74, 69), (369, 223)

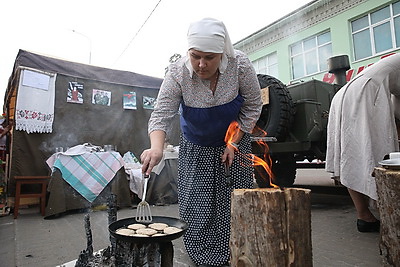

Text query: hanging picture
(92, 89), (111, 106)
(67, 81), (84, 104)
(123, 91), (137, 110)
(143, 96), (156, 110)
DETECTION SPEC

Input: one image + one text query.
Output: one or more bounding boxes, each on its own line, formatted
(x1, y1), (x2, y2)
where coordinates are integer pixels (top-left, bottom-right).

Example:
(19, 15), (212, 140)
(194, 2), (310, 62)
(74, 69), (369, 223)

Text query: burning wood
(225, 122), (312, 266)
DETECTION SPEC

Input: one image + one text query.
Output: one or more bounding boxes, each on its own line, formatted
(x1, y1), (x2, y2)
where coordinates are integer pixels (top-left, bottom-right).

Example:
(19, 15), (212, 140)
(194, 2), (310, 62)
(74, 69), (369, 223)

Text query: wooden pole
(230, 188), (312, 267)
(374, 167), (400, 267)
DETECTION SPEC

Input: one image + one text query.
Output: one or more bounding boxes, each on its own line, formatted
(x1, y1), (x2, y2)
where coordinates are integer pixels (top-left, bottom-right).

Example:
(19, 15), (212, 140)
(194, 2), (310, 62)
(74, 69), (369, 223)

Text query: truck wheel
(270, 153), (297, 187)
(254, 153), (297, 188)
(255, 74), (295, 141)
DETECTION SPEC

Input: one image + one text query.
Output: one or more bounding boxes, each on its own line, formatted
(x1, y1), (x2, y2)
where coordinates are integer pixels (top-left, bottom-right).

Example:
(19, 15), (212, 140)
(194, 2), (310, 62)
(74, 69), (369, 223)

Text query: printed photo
(92, 89), (111, 106)
(67, 81), (84, 104)
(123, 91), (137, 110)
(143, 96), (156, 110)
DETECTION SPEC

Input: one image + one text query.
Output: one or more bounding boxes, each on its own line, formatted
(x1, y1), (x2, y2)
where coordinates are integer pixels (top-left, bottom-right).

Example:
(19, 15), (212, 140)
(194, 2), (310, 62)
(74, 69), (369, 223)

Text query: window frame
(289, 31), (332, 80)
(351, 1), (400, 61)
(252, 52), (278, 77)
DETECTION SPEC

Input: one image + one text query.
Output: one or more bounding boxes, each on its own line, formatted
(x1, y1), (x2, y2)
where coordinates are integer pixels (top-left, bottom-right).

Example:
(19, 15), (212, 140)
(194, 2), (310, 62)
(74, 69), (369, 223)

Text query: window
(252, 52), (278, 78)
(289, 31), (332, 79)
(351, 1), (400, 60)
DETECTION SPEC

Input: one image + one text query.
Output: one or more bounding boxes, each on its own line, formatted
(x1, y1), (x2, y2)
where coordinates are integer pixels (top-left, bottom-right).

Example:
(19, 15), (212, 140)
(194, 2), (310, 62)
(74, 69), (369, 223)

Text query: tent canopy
(4, 50), (180, 192)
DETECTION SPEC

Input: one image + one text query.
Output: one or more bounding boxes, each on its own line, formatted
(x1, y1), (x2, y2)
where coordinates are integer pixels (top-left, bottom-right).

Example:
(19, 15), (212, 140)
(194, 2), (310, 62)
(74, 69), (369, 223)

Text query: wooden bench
(14, 176), (50, 219)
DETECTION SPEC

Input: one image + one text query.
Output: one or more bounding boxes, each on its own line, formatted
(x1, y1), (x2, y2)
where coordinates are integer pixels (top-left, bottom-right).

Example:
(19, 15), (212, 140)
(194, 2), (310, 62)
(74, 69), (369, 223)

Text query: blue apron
(180, 95), (244, 147)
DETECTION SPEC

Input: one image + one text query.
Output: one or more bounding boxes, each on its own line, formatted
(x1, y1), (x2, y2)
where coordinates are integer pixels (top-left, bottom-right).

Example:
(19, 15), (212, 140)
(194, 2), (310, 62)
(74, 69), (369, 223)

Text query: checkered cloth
(47, 152), (124, 202)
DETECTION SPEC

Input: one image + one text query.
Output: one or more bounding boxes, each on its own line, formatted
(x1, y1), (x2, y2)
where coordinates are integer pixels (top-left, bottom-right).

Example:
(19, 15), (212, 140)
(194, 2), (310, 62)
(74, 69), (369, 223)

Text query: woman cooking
(141, 18), (262, 266)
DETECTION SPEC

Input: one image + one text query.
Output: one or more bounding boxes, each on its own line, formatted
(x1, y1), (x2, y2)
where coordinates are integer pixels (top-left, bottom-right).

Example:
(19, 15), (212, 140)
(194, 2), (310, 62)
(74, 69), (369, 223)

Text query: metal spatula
(224, 161), (232, 187)
(135, 174), (152, 222)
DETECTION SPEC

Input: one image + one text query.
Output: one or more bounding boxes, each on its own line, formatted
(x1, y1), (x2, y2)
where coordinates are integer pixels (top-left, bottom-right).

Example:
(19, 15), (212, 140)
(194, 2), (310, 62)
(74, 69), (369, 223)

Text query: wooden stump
(230, 188), (312, 267)
(374, 167), (400, 267)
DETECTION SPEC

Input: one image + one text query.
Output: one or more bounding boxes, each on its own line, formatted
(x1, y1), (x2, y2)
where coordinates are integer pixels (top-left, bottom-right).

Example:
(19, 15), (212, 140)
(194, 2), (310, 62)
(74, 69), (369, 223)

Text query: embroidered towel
(15, 69), (56, 133)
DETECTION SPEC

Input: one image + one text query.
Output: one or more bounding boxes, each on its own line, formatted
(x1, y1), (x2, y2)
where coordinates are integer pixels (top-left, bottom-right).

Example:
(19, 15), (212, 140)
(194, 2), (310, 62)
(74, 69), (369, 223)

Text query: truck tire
(270, 153), (297, 187)
(254, 153), (297, 188)
(255, 74), (295, 141)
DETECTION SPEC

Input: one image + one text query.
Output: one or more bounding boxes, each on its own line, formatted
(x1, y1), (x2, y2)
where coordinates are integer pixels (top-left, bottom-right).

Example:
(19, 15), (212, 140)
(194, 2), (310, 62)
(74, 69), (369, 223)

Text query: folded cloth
(49, 151), (124, 202)
(46, 144), (102, 169)
(128, 168), (144, 198)
(63, 143), (102, 155)
(15, 69), (56, 133)
(152, 147), (179, 175)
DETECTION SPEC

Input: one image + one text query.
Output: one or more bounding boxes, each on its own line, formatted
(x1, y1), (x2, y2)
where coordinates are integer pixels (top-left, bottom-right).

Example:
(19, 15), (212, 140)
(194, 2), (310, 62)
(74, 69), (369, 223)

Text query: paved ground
(0, 169), (383, 267)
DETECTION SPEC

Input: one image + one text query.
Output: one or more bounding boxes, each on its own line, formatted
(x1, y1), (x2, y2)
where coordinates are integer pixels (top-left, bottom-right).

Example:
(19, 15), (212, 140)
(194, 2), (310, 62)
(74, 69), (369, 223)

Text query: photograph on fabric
(92, 89), (111, 106)
(143, 96), (156, 110)
(67, 81), (84, 104)
(123, 91), (137, 110)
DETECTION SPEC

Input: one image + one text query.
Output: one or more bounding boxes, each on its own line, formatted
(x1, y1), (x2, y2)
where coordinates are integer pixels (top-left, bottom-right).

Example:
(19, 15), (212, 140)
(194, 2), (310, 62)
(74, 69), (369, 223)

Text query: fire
(224, 121), (278, 188)
(224, 121), (241, 150)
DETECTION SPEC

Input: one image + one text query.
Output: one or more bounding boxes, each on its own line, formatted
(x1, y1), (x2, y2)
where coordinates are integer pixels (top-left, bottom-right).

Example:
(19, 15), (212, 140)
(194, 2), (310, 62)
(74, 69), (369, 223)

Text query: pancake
(127, 223), (146, 230)
(116, 228), (136, 236)
(148, 222), (169, 231)
(132, 233), (148, 237)
(136, 228), (158, 236)
(163, 226), (182, 235)
(152, 233), (167, 237)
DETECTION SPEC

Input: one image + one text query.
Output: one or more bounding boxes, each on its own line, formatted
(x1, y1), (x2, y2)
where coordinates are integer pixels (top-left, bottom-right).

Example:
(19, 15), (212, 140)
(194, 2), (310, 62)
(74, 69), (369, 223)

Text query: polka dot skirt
(177, 134), (254, 266)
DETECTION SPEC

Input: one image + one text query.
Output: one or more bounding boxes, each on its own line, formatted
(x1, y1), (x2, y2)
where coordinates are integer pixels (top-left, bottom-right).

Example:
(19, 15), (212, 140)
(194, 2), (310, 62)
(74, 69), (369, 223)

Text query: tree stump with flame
(230, 188), (312, 267)
(374, 167), (400, 267)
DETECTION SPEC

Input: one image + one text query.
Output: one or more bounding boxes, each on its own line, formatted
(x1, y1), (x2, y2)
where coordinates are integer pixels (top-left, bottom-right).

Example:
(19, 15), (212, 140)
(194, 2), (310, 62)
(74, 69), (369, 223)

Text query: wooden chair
(14, 176), (50, 219)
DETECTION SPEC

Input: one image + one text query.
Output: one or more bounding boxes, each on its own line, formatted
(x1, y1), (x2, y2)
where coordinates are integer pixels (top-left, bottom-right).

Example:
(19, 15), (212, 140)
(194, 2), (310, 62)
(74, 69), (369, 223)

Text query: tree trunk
(374, 167), (400, 267)
(230, 188), (312, 267)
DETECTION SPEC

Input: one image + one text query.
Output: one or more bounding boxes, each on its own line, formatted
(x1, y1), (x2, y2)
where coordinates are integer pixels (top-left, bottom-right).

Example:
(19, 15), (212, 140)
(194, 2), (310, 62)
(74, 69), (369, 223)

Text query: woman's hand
(222, 144), (236, 167)
(141, 130), (166, 175)
(222, 128), (244, 166)
(141, 148), (163, 175)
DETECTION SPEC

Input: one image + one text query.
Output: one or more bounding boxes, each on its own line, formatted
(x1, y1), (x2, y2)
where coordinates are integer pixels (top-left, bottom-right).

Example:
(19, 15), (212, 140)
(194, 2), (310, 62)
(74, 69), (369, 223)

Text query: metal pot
(108, 216), (188, 243)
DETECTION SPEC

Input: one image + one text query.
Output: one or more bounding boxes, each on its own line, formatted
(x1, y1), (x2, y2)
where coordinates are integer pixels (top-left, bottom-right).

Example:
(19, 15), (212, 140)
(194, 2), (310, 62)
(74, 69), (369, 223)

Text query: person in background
(0, 118), (13, 162)
(326, 53), (400, 232)
(140, 18), (262, 266)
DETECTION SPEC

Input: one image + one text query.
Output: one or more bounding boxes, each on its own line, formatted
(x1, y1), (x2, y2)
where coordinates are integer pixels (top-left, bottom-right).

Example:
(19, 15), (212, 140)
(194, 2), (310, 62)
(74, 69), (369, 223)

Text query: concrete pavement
(0, 169), (383, 267)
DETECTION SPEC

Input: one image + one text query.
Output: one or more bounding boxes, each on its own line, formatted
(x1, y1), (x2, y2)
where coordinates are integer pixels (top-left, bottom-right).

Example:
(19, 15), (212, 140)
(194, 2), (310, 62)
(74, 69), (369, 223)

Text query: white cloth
(185, 18), (235, 76)
(46, 143), (104, 171)
(46, 151), (124, 202)
(325, 54), (400, 200)
(15, 69), (56, 133)
(128, 168), (144, 198)
(152, 146), (179, 175)
(125, 147), (179, 198)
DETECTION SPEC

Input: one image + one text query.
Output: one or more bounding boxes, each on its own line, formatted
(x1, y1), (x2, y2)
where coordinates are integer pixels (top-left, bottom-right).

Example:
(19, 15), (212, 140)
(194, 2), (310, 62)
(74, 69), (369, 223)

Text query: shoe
(357, 219), (380, 232)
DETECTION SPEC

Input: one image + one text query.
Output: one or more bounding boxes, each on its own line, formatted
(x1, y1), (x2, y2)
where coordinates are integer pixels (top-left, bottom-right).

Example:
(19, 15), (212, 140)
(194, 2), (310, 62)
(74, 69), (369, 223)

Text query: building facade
(234, 0), (400, 84)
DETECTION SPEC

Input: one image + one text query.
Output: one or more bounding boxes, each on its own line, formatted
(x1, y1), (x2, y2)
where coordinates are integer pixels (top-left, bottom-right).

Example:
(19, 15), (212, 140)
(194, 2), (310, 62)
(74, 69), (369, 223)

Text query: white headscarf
(185, 18), (235, 76)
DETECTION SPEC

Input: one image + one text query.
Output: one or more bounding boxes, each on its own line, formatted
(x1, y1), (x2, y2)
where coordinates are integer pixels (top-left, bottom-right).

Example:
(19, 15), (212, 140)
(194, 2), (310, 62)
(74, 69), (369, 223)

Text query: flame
(224, 121), (241, 150)
(224, 121), (278, 188)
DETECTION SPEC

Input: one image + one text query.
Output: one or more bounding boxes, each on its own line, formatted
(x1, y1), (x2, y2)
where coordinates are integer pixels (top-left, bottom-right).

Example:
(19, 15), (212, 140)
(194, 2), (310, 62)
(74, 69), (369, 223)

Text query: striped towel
(52, 152), (124, 202)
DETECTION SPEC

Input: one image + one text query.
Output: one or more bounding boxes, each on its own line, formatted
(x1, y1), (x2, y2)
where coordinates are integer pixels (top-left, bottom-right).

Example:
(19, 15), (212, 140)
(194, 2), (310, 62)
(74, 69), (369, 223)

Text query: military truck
(252, 55), (350, 187)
